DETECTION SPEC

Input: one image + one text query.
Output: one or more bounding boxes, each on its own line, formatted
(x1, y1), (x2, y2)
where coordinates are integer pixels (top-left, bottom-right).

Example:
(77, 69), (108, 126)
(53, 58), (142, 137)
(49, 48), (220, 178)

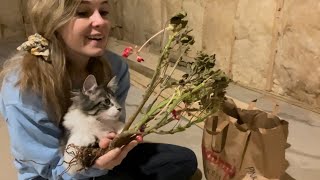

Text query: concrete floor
(1, 38), (320, 180)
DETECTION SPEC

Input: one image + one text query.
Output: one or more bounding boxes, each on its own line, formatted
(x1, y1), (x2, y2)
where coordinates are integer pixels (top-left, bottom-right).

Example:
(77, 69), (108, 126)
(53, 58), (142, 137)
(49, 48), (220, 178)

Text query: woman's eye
(100, 11), (109, 17)
(76, 11), (90, 17)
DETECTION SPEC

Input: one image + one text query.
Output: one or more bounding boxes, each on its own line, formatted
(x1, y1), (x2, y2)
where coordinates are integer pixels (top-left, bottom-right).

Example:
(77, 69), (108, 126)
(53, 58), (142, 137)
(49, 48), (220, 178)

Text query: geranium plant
(64, 12), (230, 172)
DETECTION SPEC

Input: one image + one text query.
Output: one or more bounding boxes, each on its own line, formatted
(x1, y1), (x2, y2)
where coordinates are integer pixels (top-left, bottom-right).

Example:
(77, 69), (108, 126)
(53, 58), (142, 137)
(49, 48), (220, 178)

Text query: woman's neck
(67, 55), (90, 90)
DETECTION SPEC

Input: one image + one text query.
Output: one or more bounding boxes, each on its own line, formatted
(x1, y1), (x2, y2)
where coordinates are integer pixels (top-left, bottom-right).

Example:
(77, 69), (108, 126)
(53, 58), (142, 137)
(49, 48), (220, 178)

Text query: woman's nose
(91, 11), (106, 27)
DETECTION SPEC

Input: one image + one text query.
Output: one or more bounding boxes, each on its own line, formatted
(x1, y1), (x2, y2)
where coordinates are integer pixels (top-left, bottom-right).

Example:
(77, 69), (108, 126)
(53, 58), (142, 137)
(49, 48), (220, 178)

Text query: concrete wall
(0, 0), (25, 40)
(2, 0), (319, 111)
(109, 0), (320, 111)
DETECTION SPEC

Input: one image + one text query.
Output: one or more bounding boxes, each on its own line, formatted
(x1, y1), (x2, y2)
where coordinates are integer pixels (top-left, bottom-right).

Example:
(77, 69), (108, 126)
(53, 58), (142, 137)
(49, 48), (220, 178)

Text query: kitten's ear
(83, 74), (98, 94)
(107, 76), (118, 93)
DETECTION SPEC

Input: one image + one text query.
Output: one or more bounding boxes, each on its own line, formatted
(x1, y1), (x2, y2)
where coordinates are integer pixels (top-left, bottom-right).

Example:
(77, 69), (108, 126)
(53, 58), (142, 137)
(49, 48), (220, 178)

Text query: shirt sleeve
(106, 51), (131, 122)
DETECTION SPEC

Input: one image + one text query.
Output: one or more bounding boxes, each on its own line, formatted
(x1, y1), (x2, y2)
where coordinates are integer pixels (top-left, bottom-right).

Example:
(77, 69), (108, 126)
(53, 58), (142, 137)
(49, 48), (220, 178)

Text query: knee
(180, 147), (198, 173)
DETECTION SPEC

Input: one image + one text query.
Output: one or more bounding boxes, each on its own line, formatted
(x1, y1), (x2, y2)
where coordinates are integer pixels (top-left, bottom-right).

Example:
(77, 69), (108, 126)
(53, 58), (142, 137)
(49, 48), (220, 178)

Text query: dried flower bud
(122, 47), (133, 58)
(135, 135), (143, 142)
(137, 56), (144, 62)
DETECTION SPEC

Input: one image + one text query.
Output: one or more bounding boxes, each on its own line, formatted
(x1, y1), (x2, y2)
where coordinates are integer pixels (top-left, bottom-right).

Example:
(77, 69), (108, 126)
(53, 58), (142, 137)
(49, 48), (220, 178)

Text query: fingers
(94, 147), (121, 169)
(99, 132), (117, 148)
(106, 132), (117, 139)
(114, 140), (138, 164)
(99, 138), (111, 149)
(94, 140), (138, 170)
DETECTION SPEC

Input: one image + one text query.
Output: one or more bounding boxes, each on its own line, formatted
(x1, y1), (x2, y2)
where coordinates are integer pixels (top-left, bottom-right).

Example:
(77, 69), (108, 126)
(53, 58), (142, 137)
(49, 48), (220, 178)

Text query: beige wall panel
(202, 0), (238, 73)
(0, 0), (25, 39)
(273, 0), (320, 108)
(231, 0), (277, 89)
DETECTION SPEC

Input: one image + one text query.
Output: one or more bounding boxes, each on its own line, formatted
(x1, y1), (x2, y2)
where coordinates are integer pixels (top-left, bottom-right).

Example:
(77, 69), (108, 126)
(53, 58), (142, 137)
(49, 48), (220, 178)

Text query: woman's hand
(94, 132), (138, 170)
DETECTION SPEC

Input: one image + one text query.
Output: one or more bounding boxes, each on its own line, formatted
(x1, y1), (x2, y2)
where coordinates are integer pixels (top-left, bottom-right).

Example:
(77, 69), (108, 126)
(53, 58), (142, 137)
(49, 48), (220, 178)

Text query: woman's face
(58, 0), (111, 59)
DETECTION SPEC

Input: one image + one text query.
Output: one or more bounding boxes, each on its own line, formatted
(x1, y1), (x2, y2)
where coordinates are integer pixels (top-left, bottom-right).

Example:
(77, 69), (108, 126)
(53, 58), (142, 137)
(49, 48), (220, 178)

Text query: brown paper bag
(202, 98), (289, 180)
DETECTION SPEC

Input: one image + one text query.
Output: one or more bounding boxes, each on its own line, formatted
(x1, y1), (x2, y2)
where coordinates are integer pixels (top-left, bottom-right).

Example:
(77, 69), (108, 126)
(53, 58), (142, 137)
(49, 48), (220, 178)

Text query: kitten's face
(71, 75), (121, 121)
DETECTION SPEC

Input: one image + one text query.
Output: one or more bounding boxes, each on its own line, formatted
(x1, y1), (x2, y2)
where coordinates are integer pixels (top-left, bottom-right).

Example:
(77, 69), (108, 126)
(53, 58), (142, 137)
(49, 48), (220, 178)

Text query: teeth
(88, 35), (103, 40)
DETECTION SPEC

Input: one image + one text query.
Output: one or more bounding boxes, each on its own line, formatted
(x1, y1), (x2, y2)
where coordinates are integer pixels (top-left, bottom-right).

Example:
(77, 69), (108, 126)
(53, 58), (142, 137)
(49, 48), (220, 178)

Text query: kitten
(62, 74), (124, 173)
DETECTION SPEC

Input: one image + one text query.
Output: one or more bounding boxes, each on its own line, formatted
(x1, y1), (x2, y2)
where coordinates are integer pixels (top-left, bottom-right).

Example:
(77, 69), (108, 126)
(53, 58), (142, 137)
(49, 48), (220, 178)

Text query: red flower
(135, 135), (143, 142)
(136, 56), (144, 62)
(122, 47), (133, 58)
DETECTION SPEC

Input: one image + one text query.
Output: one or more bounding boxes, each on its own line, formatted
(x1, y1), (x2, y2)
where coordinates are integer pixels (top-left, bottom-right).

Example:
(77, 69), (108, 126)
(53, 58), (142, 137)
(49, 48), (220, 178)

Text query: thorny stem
(145, 46), (189, 114)
(149, 93), (176, 124)
(123, 33), (178, 131)
(171, 101), (198, 129)
(143, 80), (209, 134)
(152, 103), (216, 135)
(152, 112), (214, 135)
(161, 46), (189, 87)
(133, 98), (173, 131)
(145, 86), (168, 114)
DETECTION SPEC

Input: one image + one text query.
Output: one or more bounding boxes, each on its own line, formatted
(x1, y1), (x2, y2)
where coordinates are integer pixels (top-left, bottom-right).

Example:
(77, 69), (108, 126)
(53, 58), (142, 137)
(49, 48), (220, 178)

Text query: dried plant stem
(152, 103), (215, 135)
(145, 46), (189, 114)
(143, 81), (209, 134)
(137, 28), (166, 54)
(133, 98), (173, 131)
(145, 86), (168, 113)
(162, 47), (188, 86)
(123, 33), (178, 131)
(150, 93), (176, 122)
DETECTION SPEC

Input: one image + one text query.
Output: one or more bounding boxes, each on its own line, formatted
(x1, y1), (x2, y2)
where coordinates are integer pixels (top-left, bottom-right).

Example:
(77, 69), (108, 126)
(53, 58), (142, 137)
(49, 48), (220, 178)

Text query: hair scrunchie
(17, 33), (50, 62)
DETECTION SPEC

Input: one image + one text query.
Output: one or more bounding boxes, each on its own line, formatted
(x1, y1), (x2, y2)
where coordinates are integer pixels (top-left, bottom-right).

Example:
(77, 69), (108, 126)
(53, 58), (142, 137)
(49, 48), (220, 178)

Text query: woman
(0, 0), (198, 179)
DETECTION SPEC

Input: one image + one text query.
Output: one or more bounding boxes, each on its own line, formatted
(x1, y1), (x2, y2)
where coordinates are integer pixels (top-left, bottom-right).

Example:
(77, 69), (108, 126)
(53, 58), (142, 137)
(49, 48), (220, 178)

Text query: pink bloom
(135, 135), (143, 142)
(136, 56), (144, 63)
(122, 47), (133, 58)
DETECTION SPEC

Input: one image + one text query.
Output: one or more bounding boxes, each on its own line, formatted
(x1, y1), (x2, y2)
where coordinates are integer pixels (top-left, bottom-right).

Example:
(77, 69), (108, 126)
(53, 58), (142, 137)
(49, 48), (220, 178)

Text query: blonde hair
(0, 0), (112, 124)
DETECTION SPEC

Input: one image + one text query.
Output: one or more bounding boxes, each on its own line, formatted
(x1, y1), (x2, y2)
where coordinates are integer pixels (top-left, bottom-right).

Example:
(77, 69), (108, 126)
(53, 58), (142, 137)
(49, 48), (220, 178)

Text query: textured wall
(3, 0), (319, 109)
(109, 0), (320, 110)
(0, 0), (25, 39)
(109, 0), (206, 56)
(273, 0), (320, 108)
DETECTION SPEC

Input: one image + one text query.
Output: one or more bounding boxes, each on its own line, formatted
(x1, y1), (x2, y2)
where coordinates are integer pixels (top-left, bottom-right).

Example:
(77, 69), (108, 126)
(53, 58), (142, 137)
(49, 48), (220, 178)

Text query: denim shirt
(0, 51), (130, 180)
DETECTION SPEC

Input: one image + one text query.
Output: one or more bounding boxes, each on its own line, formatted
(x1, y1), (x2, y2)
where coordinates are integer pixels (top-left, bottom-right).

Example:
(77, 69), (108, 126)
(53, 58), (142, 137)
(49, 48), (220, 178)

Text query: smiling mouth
(87, 35), (104, 41)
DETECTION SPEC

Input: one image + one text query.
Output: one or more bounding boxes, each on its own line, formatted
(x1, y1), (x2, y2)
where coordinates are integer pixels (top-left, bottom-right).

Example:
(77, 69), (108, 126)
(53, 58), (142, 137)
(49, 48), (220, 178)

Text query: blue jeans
(94, 143), (198, 180)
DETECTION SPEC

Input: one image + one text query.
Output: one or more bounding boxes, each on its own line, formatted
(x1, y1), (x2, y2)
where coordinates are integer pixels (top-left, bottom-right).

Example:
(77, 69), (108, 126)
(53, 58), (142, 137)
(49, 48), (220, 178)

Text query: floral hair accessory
(17, 33), (50, 62)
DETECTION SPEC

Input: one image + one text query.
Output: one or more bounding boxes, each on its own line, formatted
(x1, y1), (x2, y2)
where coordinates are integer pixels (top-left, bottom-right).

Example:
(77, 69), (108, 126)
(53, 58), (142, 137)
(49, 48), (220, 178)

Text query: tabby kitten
(62, 74), (124, 173)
